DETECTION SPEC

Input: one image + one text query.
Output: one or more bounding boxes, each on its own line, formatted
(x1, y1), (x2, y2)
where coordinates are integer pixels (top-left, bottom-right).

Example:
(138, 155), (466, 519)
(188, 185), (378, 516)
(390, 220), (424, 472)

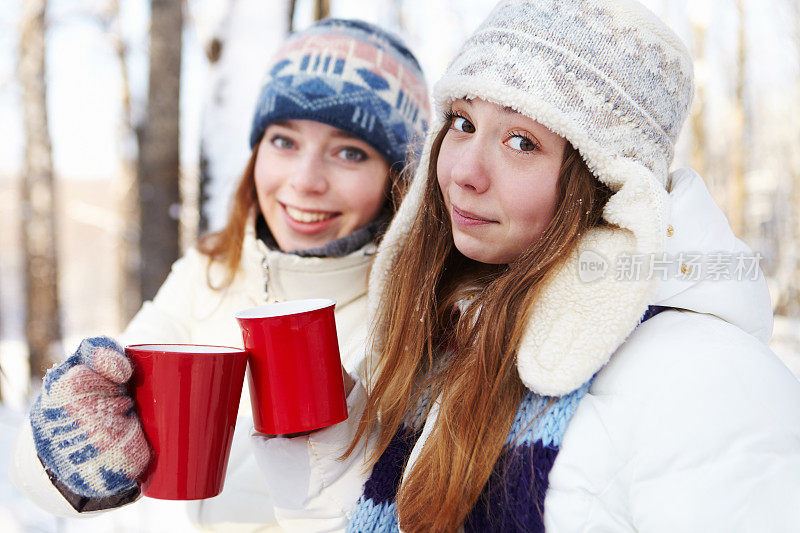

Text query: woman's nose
(450, 140), (490, 194)
(289, 152), (328, 194)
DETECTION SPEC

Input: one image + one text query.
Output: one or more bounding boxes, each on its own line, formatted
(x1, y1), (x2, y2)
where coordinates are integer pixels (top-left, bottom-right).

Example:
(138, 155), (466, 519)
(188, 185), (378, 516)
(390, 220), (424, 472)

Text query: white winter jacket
(250, 169), (800, 532)
(11, 219), (377, 531)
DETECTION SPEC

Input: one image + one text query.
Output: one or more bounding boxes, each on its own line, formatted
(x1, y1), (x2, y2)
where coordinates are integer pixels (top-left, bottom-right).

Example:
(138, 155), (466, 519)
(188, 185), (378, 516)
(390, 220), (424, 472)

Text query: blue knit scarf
(347, 306), (666, 532)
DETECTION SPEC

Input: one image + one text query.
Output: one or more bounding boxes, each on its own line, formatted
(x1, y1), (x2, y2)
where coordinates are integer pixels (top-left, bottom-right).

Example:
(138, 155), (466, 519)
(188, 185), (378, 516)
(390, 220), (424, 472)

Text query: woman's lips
(284, 204), (337, 223)
(281, 203), (341, 234)
(451, 205), (495, 227)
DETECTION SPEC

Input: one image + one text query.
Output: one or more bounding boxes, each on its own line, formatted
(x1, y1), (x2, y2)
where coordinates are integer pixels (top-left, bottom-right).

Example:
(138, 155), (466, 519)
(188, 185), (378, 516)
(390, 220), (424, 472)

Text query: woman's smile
(282, 204), (340, 224)
(254, 119), (390, 251)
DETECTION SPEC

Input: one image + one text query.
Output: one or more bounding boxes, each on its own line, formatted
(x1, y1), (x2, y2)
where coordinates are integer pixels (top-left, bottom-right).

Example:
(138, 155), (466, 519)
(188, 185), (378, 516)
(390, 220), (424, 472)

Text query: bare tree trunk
(792, 0), (800, 317)
(19, 0), (61, 378)
(198, 151), (211, 236)
(103, 0), (142, 327)
(690, 19), (708, 182)
(775, 0), (800, 316)
(0, 287), (3, 401)
(313, 0), (330, 21)
(288, 0), (297, 32)
(388, 0), (406, 32)
(729, 0), (748, 237)
(196, 0), (289, 235)
(138, 0), (182, 302)
(198, 3), (227, 237)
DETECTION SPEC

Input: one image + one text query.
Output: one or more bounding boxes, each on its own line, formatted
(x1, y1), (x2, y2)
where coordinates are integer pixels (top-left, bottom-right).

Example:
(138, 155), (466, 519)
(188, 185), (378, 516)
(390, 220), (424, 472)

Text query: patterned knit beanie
(368, 0), (696, 396)
(249, 18), (430, 168)
(435, 0), (693, 185)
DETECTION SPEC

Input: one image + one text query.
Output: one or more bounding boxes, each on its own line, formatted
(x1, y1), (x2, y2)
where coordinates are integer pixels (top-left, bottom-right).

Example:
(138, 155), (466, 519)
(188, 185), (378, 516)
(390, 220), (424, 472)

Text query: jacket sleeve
(250, 381), (375, 532)
(623, 317), (800, 532)
(10, 420), (119, 518)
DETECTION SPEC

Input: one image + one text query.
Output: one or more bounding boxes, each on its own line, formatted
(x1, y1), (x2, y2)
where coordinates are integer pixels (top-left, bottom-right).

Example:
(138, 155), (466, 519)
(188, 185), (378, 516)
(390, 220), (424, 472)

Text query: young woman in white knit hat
(12, 19), (430, 530)
(249, 1), (800, 531)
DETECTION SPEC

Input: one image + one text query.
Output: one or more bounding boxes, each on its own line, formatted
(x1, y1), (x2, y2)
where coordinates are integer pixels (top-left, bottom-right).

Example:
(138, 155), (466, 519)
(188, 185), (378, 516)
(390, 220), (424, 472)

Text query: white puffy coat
(251, 169), (800, 532)
(11, 220), (377, 531)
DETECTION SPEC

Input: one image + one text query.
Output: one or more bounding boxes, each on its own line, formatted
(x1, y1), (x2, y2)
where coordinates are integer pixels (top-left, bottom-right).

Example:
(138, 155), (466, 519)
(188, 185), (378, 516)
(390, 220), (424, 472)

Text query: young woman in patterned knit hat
(250, 1), (800, 531)
(13, 18), (429, 530)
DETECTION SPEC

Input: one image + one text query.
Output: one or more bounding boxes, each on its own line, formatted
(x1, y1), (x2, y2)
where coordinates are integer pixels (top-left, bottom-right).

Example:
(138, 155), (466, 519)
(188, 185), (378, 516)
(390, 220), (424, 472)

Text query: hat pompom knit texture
(249, 18), (430, 168)
(368, 0), (695, 396)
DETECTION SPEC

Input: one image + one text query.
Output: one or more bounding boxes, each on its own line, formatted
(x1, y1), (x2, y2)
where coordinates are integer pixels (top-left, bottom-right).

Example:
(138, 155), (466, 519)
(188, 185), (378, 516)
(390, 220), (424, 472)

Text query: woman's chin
(273, 232), (334, 252)
(452, 236), (506, 265)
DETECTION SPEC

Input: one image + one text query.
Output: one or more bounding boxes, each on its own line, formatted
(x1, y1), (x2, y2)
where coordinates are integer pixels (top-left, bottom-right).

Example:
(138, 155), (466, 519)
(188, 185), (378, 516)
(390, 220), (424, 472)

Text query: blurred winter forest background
(3, 0), (800, 406)
(0, 0), (800, 528)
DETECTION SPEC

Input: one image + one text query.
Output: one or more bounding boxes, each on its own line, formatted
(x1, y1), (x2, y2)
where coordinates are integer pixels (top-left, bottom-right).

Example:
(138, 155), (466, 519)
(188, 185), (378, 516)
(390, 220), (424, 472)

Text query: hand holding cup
(30, 337), (149, 510)
(236, 298), (349, 436)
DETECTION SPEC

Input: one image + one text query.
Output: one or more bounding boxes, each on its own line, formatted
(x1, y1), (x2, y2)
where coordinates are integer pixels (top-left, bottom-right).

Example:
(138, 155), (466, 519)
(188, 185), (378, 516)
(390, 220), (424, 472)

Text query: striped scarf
(347, 306), (666, 532)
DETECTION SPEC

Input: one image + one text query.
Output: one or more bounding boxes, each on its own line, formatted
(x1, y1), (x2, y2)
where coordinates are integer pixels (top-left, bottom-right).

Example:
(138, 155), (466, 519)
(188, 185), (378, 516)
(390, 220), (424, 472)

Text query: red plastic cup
(235, 299), (348, 435)
(126, 344), (247, 500)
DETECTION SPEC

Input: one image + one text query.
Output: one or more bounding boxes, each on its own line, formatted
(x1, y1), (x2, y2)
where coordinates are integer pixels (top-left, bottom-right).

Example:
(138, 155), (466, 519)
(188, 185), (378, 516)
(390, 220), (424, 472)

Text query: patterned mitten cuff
(30, 337), (150, 511)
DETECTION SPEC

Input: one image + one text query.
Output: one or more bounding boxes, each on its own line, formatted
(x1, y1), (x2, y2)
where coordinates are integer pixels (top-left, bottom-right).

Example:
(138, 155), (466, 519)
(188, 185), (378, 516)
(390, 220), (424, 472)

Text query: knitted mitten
(30, 336), (150, 509)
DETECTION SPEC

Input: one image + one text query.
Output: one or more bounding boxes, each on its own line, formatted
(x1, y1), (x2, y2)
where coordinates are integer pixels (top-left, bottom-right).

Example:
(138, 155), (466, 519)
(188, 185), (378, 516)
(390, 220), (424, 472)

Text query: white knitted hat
(368, 0), (695, 395)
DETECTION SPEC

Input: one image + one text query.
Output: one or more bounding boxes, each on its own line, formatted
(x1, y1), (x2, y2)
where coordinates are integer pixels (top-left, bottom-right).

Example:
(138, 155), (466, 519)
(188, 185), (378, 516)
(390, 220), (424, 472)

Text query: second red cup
(236, 298), (348, 435)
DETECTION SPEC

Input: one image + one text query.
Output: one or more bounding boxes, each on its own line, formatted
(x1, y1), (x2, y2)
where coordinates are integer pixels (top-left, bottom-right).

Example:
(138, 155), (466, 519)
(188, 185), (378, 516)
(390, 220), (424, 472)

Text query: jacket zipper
(261, 255), (270, 303)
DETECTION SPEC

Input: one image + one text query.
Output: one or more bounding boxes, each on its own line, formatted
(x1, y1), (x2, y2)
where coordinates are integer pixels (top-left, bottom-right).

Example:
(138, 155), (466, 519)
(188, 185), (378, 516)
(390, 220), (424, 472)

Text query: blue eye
(338, 147), (367, 162)
(271, 135), (295, 149)
(451, 116), (475, 134)
(507, 135), (538, 152)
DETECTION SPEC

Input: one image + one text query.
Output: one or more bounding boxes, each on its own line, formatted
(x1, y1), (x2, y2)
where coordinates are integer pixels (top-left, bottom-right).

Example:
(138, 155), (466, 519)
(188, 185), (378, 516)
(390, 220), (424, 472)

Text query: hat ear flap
(517, 162), (669, 395)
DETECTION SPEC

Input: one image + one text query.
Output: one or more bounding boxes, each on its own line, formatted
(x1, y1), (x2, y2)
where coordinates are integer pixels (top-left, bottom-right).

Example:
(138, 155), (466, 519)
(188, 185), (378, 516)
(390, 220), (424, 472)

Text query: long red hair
(349, 123), (612, 532)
